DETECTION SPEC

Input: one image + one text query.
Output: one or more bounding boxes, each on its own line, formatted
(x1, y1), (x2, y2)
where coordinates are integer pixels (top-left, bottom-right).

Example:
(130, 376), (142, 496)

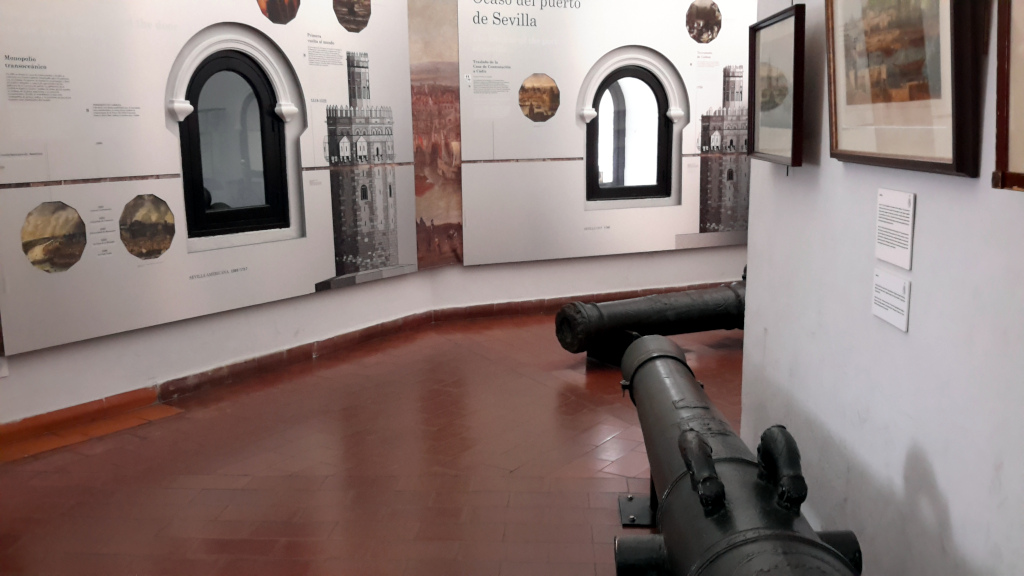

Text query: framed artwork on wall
(994, 0), (1024, 189)
(825, 0), (985, 177)
(749, 4), (805, 167)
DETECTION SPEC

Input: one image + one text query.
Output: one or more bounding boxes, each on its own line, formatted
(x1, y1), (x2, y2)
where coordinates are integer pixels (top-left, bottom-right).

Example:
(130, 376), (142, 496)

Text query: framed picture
(995, 0), (1024, 189)
(749, 4), (806, 167)
(825, 0), (985, 177)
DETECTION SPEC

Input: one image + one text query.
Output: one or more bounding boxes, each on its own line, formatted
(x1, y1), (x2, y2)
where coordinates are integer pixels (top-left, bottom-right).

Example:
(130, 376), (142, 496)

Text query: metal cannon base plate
(618, 493), (656, 528)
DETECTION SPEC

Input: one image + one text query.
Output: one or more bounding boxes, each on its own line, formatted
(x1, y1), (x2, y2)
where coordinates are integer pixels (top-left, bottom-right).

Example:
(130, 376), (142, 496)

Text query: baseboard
(0, 387), (157, 444)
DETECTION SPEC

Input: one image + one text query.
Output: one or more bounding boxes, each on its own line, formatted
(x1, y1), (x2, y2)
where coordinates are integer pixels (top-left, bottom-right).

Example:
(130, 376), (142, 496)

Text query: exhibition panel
(458, 0), (756, 265)
(0, 0), (755, 354)
(0, 0), (417, 353)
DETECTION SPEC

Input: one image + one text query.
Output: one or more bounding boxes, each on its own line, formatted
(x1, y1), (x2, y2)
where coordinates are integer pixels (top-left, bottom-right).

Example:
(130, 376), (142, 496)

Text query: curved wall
(1, 246), (745, 424)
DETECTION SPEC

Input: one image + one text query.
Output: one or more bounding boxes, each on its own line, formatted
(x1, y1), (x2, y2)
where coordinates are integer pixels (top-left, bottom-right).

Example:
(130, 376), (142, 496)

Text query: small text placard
(876, 188), (916, 270)
(872, 268), (911, 332)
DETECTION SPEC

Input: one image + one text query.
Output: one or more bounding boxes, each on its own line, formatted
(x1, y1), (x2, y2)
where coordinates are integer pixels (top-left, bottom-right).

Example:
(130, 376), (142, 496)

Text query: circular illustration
(257, 0), (301, 25)
(119, 195), (175, 260)
(686, 0), (722, 44)
(519, 73), (560, 123)
(21, 202), (87, 273)
(758, 63), (790, 112)
(334, 0), (371, 33)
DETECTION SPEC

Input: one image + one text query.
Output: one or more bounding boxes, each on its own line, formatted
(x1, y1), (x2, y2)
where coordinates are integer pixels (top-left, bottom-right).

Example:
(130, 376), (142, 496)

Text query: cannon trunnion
(615, 336), (862, 576)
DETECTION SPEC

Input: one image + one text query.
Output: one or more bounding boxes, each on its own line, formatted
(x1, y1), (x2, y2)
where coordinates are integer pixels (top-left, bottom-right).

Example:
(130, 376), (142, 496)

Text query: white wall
(743, 2), (1024, 574)
(1, 246), (745, 424)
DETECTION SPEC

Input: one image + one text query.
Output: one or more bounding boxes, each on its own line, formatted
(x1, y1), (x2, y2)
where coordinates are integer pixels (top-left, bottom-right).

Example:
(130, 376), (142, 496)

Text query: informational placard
(872, 268), (911, 332)
(875, 188), (916, 270)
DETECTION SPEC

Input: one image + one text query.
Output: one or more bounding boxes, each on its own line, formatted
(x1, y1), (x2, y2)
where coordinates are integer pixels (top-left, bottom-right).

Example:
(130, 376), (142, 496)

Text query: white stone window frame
(165, 23), (307, 253)
(577, 46), (690, 211)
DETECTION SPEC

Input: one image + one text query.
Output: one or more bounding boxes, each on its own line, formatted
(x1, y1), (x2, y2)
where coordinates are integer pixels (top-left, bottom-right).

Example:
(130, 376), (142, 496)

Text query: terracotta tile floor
(0, 315), (743, 576)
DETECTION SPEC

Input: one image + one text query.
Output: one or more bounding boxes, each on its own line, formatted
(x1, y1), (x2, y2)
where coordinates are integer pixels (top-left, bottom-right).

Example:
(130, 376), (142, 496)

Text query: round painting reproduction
(334, 0), (371, 33)
(686, 0), (722, 44)
(758, 63), (790, 112)
(519, 74), (560, 123)
(120, 195), (175, 260)
(257, 0), (301, 25)
(21, 202), (87, 273)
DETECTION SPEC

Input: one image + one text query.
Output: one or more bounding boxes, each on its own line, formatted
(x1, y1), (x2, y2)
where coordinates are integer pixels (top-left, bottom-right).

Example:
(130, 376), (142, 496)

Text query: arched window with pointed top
(587, 66), (671, 201)
(179, 50), (289, 238)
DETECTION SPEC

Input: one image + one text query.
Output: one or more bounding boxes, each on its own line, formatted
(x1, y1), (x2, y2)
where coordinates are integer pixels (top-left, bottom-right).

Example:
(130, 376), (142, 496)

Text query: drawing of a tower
(324, 52), (399, 277)
(699, 65), (751, 233)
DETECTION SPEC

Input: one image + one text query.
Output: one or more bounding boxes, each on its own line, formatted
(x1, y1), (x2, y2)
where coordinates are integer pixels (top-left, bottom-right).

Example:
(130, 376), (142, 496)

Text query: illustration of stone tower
(325, 52), (399, 277)
(347, 51), (370, 107)
(722, 65), (744, 110)
(699, 65), (751, 233)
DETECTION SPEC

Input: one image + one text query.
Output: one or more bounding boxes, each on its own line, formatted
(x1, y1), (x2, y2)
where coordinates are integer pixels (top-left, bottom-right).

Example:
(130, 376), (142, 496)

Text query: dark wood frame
(179, 50), (290, 238)
(586, 66), (672, 201)
(994, 0), (1024, 189)
(825, 0), (986, 177)
(748, 4), (805, 167)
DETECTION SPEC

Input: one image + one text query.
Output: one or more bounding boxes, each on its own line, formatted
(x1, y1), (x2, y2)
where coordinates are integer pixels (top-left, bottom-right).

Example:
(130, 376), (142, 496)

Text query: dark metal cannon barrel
(555, 282), (745, 356)
(615, 335), (862, 576)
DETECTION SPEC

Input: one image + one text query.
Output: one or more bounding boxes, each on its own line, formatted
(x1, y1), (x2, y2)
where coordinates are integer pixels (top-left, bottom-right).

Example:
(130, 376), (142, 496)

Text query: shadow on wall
(743, 387), (984, 575)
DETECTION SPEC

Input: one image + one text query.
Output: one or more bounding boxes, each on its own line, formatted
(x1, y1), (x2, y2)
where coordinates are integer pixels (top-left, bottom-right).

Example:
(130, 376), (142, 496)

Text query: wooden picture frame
(749, 4), (806, 167)
(825, 0), (985, 177)
(994, 0), (1024, 189)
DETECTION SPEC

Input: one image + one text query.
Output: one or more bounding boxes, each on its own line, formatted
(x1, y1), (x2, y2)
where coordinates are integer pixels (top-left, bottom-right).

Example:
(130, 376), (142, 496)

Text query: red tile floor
(0, 315), (743, 576)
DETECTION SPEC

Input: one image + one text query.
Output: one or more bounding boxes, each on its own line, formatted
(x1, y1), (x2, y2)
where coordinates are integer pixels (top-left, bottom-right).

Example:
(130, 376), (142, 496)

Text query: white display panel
(0, 177), (334, 354)
(0, 0), (418, 354)
(463, 161), (702, 264)
(457, 0), (757, 266)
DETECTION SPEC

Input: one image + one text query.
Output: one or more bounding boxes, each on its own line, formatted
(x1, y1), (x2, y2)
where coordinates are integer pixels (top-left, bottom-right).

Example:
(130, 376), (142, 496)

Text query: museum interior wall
(0, 247), (745, 425)
(743, 1), (1024, 574)
(0, 0), (756, 423)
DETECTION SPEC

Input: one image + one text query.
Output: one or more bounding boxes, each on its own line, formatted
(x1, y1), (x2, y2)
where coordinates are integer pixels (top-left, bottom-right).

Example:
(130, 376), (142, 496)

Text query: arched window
(361, 184), (368, 201)
(727, 169), (734, 181)
(179, 50), (289, 238)
(587, 66), (671, 201)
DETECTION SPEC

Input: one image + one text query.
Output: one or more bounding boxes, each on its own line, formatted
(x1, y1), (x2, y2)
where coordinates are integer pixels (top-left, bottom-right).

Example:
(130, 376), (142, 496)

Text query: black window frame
(586, 66), (672, 202)
(179, 50), (290, 238)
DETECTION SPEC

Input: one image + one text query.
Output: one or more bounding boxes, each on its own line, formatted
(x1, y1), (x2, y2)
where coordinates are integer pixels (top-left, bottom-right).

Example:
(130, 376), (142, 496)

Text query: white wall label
(876, 188), (916, 270)
(873, 268), (911, 332)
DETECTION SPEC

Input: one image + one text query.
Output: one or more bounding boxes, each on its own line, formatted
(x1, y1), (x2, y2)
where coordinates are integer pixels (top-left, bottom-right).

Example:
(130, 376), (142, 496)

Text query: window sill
(187, 226), (304, 253)
(584, 194), (679, 211)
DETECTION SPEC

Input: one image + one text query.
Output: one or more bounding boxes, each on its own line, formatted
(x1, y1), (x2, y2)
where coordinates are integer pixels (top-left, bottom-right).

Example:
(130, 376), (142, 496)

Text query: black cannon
(613, 335), (862, 576)
(555, 282), (745, 365)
